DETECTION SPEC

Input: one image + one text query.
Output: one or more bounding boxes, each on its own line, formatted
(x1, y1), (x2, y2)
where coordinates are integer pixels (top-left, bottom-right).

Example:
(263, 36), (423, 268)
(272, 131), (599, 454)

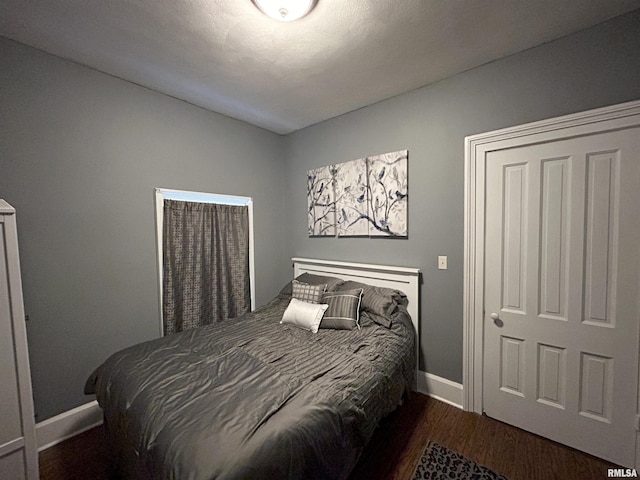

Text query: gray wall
(0, 37), (290, 421)
(2, 9), (640, 421)
(283, 10), (640, 381)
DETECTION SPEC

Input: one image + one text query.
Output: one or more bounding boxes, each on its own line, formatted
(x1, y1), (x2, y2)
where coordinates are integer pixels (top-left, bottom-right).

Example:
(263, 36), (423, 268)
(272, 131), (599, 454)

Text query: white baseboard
(416, 370), (464, 409)
(36, 400), (103, 452)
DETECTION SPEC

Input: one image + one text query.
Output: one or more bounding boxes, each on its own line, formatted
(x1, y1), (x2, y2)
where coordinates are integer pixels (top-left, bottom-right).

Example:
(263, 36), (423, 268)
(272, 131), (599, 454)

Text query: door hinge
(635, 415), (640, 431)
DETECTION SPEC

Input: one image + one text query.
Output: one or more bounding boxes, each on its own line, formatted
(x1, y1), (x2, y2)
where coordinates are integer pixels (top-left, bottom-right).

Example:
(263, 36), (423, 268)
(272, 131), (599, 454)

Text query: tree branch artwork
(366, 150), (408, 236)
(307, 165), (336, 236)
(307, 150), (408, 238)
(334, 158), (369, 236)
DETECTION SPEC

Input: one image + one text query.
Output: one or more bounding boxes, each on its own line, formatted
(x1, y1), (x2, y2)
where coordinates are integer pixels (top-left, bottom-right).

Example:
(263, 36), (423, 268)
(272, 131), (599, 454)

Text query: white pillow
(281, 298), (329, 333)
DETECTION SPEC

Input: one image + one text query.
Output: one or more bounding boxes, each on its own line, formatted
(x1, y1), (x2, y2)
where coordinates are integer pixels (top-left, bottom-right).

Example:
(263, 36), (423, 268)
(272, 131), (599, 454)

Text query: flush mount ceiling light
(252, 0), (317, 22)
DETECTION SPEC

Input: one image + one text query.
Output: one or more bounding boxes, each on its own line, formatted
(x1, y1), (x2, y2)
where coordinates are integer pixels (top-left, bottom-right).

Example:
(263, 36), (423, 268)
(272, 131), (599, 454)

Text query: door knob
(490, 312), (500, 320)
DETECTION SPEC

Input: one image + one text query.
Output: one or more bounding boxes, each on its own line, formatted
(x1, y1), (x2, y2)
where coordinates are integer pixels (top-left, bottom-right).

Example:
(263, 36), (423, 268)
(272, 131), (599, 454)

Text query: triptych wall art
(307, 150), (408, 237)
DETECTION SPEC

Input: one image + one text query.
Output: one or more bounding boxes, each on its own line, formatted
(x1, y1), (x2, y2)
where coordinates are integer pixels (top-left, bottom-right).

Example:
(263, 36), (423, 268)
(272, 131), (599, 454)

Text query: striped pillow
(291, 280), (326, 304)
(320, 288), (363, 330)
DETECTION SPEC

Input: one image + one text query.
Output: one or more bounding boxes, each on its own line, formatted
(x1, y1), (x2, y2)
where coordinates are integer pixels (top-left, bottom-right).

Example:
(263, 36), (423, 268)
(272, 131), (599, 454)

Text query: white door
(483, 127), (640, 466)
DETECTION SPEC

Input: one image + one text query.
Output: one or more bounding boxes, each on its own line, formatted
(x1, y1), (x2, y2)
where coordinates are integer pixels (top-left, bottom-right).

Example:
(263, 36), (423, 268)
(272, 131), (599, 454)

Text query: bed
(85, 258), (420, 480)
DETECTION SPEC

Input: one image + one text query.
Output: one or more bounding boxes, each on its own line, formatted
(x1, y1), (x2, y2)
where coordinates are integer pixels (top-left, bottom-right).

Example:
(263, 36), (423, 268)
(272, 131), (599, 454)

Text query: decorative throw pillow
(338, 281), (407, 318)
(320, 288), (363, 330)
(291, 280), (326, 304)
(279, 274), (344, 297)
(280, 298), (329, 333)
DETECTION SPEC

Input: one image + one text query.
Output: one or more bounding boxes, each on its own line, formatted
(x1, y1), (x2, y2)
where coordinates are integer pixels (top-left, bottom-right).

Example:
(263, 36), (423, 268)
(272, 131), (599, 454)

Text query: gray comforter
(85, 295), (415, 480)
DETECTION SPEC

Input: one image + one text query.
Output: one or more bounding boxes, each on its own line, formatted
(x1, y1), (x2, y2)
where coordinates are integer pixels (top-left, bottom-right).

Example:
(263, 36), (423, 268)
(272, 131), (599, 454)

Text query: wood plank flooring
(39, 393), (618, 480)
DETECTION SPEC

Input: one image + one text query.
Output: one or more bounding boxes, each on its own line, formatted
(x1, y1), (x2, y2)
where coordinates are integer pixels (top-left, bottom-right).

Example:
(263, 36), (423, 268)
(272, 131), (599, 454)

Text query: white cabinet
(0, 200), (38, 479)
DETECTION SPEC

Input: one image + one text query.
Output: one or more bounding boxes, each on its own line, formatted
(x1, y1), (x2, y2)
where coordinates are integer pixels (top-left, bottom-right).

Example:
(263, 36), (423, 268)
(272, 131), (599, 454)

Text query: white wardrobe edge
(36, 400), (103, 452)
(416, 370), (464, 409)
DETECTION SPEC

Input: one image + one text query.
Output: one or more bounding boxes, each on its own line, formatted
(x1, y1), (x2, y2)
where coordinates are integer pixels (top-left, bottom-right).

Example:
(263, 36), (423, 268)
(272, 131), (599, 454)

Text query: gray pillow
(338, 281), (407, 326)
(291, 280), (325, 304)
(279, 273), (345, 296)
(360, 310), (392, 328)
(319, 288), (363, 330)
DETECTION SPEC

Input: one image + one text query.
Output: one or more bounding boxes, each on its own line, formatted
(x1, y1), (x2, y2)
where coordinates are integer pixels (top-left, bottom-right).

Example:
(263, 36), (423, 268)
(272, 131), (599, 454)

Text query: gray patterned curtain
(162, 199), (251, 335)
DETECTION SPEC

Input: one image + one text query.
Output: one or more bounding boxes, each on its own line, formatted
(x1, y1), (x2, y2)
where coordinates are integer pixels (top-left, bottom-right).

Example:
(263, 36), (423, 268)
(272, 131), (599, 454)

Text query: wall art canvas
(307, 149), (408, 238)
(334, 158), (369, 236)
(367, 150), (408, 236)
(307, 165), (336, 236)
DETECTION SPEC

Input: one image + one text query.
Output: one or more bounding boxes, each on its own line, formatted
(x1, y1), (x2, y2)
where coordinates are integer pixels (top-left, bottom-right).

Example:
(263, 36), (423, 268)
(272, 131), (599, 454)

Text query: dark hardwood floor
(40, 394), (617, 480)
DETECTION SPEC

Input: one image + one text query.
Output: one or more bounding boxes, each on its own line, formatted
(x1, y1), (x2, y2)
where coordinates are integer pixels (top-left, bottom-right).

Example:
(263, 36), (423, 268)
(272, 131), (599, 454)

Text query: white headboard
(292, 257), (421, 379)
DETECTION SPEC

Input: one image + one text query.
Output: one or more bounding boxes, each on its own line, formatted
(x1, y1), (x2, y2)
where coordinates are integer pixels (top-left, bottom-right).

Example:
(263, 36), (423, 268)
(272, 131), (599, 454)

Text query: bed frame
(292, 257), (421, 385)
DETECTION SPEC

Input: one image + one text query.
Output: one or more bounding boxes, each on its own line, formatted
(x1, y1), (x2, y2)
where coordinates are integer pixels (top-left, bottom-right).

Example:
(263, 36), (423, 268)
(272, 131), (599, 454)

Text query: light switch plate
(438, 256), (447, 270)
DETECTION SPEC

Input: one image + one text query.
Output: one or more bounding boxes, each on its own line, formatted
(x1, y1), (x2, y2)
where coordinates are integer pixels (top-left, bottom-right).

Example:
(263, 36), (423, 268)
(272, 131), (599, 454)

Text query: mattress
(85, 294), (415, 480)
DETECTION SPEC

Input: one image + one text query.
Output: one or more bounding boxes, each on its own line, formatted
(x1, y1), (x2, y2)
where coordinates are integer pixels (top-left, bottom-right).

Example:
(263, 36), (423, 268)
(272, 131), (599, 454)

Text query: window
(154, 188), (255, 335)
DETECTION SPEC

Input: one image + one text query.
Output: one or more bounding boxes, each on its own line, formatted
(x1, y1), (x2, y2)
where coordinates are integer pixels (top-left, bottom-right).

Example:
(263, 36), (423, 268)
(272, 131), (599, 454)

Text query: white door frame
(463, 99), (640, 415)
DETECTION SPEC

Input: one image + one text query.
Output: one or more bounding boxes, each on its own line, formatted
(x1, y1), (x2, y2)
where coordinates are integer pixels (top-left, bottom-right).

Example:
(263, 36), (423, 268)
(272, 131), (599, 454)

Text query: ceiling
(1, 1), (640, 134)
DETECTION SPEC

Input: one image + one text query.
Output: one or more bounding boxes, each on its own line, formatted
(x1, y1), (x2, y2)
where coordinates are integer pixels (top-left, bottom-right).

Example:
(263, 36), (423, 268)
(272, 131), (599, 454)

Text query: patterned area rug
(413, 442), (508, 480)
